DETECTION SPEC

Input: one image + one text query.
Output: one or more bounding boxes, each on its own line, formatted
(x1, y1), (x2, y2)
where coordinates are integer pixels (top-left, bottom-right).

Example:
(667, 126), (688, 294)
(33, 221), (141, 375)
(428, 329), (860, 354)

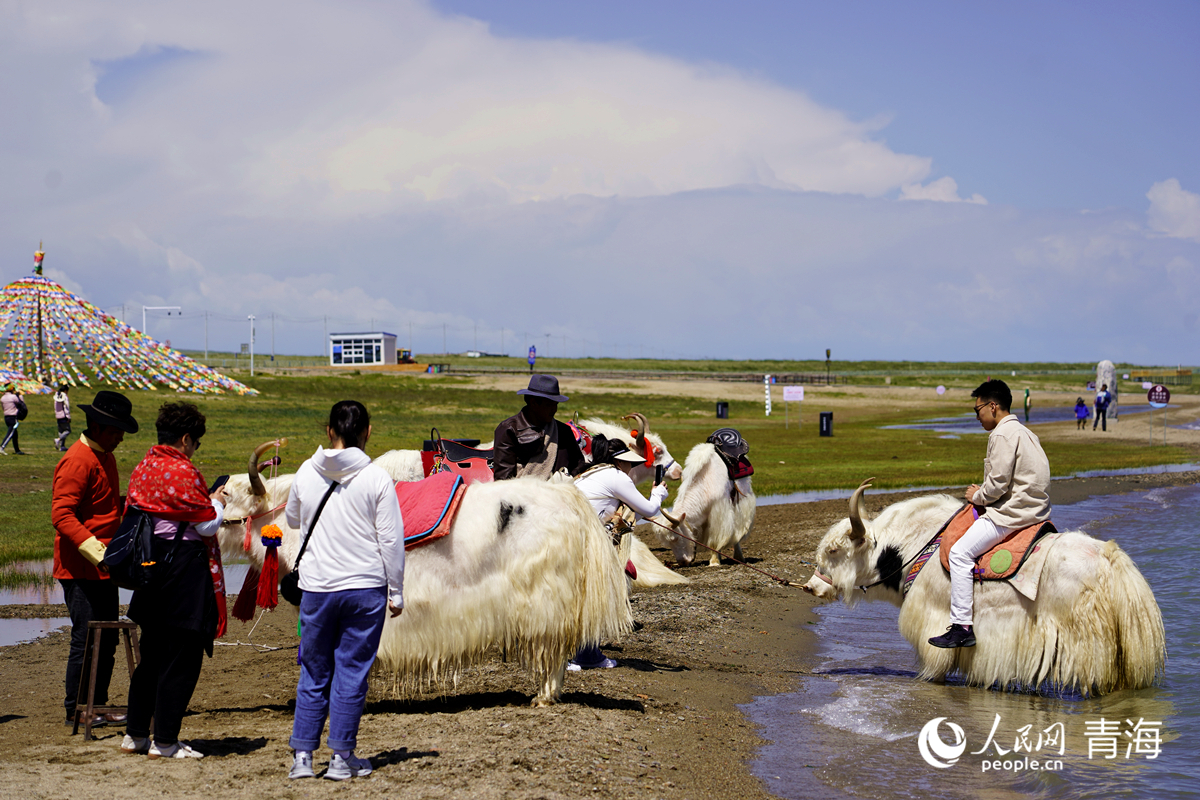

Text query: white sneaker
(325, 752), (372, 780)
(147, 741), (204, 759)
(289, 750), (315, 779)
(120, 734), (150, 754)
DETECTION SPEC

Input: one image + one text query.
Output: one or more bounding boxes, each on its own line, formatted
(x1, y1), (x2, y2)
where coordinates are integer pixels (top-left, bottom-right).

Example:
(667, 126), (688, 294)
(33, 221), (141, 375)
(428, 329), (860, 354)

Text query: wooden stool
(72, 620), (141, 741)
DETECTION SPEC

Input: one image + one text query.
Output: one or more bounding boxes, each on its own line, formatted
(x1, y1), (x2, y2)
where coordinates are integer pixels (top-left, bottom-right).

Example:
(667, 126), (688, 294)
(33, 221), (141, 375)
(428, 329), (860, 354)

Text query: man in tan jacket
(929, 379), (1050, 648)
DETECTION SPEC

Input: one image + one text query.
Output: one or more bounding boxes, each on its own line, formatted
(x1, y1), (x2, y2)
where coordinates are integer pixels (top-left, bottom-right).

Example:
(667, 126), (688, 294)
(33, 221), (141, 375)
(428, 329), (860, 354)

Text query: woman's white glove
(651, 483), (669, 503)
(77, 537), (108, 568)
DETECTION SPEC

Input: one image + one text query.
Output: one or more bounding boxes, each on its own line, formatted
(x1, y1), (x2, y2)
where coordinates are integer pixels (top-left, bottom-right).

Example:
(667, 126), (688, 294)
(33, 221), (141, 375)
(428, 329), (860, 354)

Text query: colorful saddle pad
(395, 472), (468, 551)
(937, 504), (1057, 580)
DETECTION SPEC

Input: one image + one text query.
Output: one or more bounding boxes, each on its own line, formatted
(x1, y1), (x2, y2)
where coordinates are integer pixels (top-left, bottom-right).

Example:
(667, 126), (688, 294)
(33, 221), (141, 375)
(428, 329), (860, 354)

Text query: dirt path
(2, 470), (1195, 799)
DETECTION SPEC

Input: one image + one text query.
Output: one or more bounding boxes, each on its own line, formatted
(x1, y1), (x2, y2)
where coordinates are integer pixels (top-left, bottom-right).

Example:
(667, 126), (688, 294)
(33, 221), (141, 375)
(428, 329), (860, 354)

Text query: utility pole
(248, 315), (256, 376)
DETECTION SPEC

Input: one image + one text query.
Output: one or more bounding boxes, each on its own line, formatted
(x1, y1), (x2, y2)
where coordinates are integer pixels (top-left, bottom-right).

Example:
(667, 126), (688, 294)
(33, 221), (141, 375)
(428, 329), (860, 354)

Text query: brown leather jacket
(492, 409), (586, 480)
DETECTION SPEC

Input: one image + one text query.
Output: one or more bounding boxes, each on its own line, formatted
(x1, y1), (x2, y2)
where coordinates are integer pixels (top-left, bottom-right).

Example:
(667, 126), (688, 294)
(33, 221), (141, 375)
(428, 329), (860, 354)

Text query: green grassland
(1, 371), (1192, 569)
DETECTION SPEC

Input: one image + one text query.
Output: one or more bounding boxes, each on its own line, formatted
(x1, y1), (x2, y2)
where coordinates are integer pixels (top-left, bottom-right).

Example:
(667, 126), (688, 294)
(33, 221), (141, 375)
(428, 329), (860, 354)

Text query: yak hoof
(531, 696), (557, 708)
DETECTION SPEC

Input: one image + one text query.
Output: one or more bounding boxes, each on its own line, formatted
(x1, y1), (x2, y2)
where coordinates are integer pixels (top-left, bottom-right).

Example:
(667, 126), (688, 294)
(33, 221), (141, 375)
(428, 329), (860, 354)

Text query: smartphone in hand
(655, 465), (664, 485)
(209, 475), (230, 494)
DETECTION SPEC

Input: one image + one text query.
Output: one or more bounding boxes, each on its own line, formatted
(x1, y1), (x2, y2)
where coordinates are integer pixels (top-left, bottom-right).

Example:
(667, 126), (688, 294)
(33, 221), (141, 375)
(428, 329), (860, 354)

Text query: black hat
(79, 390), (139, 434)
(517, 374), (569, 403)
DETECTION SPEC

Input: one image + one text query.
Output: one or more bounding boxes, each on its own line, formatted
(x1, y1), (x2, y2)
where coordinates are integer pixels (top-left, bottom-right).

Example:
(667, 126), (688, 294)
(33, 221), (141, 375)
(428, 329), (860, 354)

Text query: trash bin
(819, 411), (833, 437)
(716, 401), (729, 419)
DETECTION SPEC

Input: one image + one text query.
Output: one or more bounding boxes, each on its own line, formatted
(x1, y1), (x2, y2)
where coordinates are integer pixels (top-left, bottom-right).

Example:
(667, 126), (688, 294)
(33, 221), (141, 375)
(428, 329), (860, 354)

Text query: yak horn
(248, 438), (287, 497)
(848, 477), (875, 542)
(622, 412), (649, 452)
(662, 510), (686, 528)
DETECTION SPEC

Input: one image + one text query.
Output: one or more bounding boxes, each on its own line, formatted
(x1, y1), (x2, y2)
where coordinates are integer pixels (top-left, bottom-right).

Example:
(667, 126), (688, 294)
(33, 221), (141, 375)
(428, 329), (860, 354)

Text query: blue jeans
(290, 587), (387, 752)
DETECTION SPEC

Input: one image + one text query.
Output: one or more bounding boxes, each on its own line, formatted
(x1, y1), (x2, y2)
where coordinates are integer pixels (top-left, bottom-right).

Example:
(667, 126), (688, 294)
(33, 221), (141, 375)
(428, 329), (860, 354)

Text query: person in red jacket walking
(51, 391), (139, 727)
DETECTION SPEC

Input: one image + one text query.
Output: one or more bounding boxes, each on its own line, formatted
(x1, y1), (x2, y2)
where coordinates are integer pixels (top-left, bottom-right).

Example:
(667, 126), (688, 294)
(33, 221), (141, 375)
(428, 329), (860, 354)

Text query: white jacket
(286, 446), (405, 608)
(970, 414), (1051, 529)
(575, 464), (668, 520)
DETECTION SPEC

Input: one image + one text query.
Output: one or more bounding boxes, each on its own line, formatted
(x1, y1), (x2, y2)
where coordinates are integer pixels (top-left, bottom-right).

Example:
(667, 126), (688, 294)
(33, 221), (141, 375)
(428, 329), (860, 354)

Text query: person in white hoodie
(285, 401), (404, 781)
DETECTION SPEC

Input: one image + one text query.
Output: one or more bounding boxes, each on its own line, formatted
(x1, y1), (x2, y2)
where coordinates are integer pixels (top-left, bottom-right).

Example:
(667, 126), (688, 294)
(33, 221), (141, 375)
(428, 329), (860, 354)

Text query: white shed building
(329, 332), (397, 366)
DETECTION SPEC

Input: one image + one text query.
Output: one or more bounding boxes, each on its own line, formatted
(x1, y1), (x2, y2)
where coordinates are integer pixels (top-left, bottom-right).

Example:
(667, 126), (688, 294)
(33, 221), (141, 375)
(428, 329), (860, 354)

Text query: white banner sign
(783, 386), (804, 401)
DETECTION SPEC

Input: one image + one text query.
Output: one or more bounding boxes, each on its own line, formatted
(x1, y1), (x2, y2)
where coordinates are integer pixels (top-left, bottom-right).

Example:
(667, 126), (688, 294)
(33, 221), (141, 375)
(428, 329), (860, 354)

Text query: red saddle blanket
(395, 472), (468, 551)
(937, 504), (1056, 580)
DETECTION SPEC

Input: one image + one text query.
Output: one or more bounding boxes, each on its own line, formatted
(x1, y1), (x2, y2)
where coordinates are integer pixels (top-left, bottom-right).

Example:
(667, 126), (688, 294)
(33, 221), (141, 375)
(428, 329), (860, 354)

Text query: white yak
(219, 442), (633, 706)
(652, 441), (756, 567)
(371, 415), (688, 588)
(802, 480), (1166, 696)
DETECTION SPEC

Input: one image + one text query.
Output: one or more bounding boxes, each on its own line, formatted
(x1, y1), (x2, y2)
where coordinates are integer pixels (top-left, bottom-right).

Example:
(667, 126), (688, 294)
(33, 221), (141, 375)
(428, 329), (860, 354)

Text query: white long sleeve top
(286, 446), (405, 608)
(574, 464), (668, 520)
(970, 414), (1051, 529)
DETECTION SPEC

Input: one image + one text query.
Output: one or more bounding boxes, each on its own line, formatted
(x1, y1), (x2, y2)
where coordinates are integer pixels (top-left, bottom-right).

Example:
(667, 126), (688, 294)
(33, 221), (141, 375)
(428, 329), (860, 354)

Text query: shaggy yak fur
(371, 442), (689, 588)
(219, 475), (632, 706)
(804, 492), (1166, 696)
(651, 442), (756, 567)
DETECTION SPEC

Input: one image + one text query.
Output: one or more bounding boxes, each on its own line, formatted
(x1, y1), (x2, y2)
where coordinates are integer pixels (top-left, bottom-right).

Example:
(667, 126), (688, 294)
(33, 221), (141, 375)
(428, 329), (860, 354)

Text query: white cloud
(1, 1), (1197, 365)
(899, 177), (987, 205)
(1146, 179), (1200, 242)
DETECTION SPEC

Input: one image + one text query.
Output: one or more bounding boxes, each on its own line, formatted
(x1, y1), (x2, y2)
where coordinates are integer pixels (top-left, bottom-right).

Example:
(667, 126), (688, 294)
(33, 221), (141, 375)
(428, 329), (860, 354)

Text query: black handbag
(103, 508), (186, 591)
(280, 480), (339, 606)
(14, 399), (28, 421)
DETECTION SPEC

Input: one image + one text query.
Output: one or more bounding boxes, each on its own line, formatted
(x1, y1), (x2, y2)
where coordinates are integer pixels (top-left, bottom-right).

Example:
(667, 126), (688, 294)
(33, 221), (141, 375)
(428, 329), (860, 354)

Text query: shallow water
(744, 484), (1200, 799)
(756, 463), (1200, 507)
(0, 563), (252, 647)
(883, 404), (1156, 434)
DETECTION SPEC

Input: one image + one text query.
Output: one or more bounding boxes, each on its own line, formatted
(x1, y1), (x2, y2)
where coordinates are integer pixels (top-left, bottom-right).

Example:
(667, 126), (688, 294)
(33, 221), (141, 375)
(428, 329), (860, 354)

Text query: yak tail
(1104, 540), (1167, 690)
(629, 536), (689, 587)
(570, 487), (635, 648)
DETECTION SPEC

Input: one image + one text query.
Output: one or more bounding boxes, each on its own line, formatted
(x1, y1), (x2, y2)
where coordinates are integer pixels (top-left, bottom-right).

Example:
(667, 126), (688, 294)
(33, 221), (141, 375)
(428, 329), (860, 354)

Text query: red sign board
(1147, 384), (1170, 407)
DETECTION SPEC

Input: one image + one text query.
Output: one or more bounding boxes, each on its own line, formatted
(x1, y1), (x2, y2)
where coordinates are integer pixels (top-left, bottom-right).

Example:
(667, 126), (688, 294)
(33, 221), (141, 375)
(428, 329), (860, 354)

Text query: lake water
(743, 483), (1200, 799)
(883, 404), (1156, 435)
(0, 563), (252, 648)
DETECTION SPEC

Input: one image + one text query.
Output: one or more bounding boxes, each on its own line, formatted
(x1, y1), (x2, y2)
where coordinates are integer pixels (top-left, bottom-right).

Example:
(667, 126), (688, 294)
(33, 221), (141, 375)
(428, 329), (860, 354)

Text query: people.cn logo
(919, 717), (967, 769)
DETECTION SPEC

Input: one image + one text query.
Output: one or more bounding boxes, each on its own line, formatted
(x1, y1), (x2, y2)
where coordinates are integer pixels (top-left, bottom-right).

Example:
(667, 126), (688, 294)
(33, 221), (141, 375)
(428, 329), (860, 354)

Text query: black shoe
(14, 450), (27, 456)
(928, 624), (976, 648)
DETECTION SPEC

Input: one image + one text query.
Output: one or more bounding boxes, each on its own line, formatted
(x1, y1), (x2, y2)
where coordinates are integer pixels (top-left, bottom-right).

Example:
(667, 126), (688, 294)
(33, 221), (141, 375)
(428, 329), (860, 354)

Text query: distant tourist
(929, 380), (1050, 650)
(1093, 383), (1113, 432)
(1, 383), (26, 455)
(492, 375), (586, 480)
(1074, 397), (1089, 430)
(54, 384), (72, 451)
(51, 390), (138, 727)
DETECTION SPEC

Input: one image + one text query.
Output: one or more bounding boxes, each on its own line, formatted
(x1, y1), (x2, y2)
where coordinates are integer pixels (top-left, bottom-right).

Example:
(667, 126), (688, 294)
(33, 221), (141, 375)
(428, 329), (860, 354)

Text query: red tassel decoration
(231, 566), (261, 622)
(256, 524), (282, 610)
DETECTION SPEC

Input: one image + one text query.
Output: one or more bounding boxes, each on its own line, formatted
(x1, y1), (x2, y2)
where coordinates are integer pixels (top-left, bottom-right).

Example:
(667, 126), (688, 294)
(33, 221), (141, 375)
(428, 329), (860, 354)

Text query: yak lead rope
(213, 607), (297, 653)
(640, 514), (806, 589)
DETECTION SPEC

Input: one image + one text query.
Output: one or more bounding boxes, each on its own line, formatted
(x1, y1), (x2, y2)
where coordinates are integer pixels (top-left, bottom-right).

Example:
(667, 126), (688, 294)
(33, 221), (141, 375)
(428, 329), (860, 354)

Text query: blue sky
(1, 1), (1198, 363)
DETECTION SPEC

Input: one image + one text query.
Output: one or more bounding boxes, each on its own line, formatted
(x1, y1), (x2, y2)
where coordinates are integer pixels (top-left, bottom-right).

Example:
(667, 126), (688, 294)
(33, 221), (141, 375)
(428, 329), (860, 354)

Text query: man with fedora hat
(492, 375), (586, 481)
(51, 390), (139, 726)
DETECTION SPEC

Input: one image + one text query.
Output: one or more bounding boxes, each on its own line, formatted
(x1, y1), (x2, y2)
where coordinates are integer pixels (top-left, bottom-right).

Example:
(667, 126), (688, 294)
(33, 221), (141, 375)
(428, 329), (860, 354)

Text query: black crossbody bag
(104, 508), (187, 591)
(279, 480), (339, 606)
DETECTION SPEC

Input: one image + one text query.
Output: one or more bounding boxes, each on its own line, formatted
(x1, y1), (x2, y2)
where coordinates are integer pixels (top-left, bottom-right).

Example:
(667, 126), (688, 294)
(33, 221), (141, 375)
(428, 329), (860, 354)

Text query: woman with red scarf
(120, 402), (228, 759)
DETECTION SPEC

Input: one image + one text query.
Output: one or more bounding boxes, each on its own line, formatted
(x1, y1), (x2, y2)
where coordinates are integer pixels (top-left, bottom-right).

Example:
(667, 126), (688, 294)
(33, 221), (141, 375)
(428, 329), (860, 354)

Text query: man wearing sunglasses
(929, 379), (1050, 649)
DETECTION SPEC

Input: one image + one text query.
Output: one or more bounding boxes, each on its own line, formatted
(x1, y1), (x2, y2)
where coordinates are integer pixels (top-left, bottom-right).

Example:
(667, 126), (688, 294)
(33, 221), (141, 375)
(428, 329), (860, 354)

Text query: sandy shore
(1, 469), (1195, 799)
